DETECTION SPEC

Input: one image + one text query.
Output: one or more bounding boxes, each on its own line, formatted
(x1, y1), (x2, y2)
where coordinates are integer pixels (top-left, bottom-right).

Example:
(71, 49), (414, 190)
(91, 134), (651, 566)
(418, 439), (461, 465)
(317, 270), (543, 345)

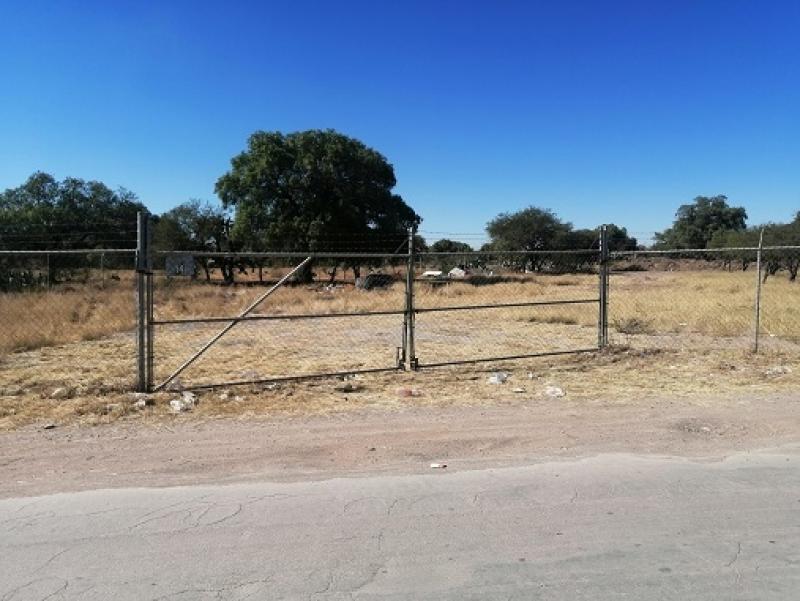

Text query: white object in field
(421, 270), (443, 278)
(544, 385), (565, 398)
(430, 463), (447, 469)
(487, 372), (508, 384)
(448, 267), (467, 279)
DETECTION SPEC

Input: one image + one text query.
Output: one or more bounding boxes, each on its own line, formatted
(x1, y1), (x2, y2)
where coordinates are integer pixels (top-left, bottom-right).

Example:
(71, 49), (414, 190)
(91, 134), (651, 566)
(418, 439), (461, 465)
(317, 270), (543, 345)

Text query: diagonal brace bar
(153, 256), (313, 392)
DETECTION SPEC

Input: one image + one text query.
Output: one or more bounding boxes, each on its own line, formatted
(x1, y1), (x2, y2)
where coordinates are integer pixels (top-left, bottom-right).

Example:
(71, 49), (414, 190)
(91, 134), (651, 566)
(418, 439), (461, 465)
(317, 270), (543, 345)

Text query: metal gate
(409, 247), (605, 368)
(135, 217), (610, 392)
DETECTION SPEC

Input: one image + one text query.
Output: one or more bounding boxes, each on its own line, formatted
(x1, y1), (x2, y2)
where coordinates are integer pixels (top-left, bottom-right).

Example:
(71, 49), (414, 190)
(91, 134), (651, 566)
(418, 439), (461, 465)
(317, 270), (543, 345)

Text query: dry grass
(1, 345), (798, 431)
(4, 269), (797, 356)
(1, 268), (799, 431)
(0, 282), (135, 354)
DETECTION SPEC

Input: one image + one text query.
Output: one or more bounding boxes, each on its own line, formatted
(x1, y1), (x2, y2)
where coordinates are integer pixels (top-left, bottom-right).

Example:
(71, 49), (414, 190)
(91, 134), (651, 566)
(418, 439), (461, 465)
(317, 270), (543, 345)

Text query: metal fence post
(753, 228), (764, 353)
(146, 257), (154, 392)
(136, 211), (148, 392)
(598, 224), (609, 349)
(404, 225), (418, 370)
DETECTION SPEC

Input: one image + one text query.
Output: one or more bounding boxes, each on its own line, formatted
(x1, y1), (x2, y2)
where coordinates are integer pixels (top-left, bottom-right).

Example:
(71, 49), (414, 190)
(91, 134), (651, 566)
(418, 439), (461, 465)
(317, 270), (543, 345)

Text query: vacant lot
(0, 267), (798, 430)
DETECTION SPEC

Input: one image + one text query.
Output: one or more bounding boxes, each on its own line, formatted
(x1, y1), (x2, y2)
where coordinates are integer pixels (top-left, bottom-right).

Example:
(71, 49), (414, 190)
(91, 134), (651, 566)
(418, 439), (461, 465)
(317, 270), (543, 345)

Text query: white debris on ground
(487, 372), (509, 384)
(170, 391), (198, 413)
(544, 385), (566, 398)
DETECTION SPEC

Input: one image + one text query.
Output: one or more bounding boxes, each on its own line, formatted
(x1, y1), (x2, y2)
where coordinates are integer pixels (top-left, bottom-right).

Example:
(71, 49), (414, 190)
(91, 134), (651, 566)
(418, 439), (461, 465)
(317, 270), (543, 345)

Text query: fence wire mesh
(608, 248), (800, 352)
(413, 250), (600, 366)
(2, 234), (800, 396)
(0, 250), (138, 395)
(150, 254), (409, 390)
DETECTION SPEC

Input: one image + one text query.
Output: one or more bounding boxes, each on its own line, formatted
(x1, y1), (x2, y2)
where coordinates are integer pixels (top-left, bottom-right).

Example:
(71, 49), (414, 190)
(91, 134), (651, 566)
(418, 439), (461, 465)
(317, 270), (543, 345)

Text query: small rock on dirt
(544, 385), (565, 398)
(42, 423), (56, 430)
(430, 463), (447, 469)
(50, 387), (71, 400)
(487, 372), (508, 384)
(396, 387), (421, 398)
(335, 382), (363, 393)
(512, 387), (526, 393)
(181, 391), (198, 406)
(766, 365), (792, 376)
(134, 398), (155, 410)
(169, 399), (192, 413)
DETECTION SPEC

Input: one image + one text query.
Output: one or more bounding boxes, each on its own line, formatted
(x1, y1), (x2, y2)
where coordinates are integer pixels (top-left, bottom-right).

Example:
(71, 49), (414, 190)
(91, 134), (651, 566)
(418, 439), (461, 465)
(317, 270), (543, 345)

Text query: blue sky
(1, 0), (798, 244)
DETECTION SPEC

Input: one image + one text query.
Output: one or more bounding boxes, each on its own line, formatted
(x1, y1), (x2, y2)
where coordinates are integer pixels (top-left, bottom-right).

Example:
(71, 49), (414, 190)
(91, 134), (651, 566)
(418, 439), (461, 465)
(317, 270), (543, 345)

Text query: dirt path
(2, 390), (799, 499)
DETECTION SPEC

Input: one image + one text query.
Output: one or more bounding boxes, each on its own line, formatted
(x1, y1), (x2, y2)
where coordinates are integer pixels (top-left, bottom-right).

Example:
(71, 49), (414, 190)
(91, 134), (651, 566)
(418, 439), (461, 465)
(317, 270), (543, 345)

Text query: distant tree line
(0, 172), (146, 290)
(2, 130), (798, 289)
(652, 195), (800, 281)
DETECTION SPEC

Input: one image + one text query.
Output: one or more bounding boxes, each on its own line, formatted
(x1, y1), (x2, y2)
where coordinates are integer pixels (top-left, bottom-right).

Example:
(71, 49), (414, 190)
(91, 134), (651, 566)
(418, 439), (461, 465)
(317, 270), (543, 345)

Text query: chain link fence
(1, 221), (799, 395)
(608, 247), (800, 352)
(149, 253), (410, 391)
(0, 250), (138, 395)
(412, 249), (601, 367)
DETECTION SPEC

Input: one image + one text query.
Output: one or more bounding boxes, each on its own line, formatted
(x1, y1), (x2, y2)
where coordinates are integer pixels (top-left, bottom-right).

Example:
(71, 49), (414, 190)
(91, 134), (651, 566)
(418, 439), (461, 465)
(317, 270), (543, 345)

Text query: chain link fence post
(598, 224), (609, 349)
(404, 225), (418, 370)
(136, 211), (148, 391)
(753, 228), (764, 353)
(136, 211), (154, 392)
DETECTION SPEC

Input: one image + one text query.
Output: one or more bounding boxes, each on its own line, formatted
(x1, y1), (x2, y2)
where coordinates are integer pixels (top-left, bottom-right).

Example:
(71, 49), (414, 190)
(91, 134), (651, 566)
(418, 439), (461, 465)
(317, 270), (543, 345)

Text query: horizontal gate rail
(152, 308), (407, 326)
(180, 366), (403, 391)
(416, 348), (598, 369)
(418, 249), (600, 257)
(157, 250), (410, 260)
(414, 298), (599, 314)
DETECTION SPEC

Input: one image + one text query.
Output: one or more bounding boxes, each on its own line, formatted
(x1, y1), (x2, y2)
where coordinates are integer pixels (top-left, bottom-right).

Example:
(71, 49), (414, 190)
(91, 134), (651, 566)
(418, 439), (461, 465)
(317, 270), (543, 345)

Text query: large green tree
(430, 239), (474, 253)
(655, 195), (747, 249)
(215, 129), (420, 281)
(485, 207), (575, 272)
(216, 130), (420, 253)
(486, 207), (571, 251)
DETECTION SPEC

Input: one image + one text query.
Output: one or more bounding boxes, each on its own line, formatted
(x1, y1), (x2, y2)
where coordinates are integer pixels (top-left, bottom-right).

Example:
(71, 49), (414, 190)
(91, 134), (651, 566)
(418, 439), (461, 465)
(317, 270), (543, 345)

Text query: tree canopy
(429, 239), (474, 253)
(654, 195), (747, 249)
(152, 200), (233, 281)
(215, 130), (420, 254)
(0, 172), (144, 251)
(486, 207), (572, 251)
(485, 207), (636, 252)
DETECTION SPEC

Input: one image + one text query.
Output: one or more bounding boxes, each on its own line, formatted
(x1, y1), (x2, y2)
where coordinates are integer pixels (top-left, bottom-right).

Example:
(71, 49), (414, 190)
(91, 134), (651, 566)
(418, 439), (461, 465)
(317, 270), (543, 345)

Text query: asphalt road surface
(2, 449), (800, 600)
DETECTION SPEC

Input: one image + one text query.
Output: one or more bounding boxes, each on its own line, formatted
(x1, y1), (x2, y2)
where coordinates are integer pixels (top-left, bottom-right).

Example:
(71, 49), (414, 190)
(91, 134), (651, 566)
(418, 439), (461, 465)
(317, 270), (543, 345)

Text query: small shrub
(612, 317), (654, 335)
(527, 314), (579, 325)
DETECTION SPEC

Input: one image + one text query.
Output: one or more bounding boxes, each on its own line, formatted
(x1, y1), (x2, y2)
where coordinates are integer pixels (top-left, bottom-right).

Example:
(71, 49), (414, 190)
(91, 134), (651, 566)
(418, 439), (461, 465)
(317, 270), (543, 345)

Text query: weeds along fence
(1, 220), (799, 395)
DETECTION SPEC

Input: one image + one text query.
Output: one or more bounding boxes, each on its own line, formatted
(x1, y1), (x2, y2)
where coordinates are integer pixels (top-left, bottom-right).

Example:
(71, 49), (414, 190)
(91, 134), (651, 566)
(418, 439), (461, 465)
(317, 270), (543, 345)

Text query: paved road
(2, 450), (800, 600)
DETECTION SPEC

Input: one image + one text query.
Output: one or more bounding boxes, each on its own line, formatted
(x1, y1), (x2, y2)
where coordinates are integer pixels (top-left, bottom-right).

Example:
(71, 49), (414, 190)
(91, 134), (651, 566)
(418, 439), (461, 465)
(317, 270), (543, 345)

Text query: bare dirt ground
(2, 380), (799, 499)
